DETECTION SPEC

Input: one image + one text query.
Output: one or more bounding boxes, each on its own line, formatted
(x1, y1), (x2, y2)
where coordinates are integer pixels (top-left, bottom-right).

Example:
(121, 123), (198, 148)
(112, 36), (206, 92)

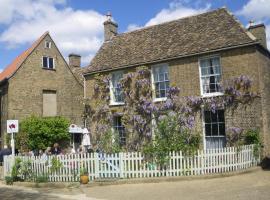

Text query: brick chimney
(68, 54), (81, 67)
(248, 22), (267, 49)
(103, 12), (118, 41)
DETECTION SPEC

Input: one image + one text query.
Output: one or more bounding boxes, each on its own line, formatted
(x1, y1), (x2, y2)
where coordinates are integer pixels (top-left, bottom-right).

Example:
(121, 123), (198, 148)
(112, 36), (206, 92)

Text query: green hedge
(16, 116), (70, 151)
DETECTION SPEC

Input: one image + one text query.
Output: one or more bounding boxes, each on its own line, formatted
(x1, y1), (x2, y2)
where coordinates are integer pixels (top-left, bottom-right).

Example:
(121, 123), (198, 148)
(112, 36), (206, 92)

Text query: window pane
(211, 111), (218, 122)
(219, 123), (225, 136)
(160, 90), (166, 98)
(212, 57), (220, 66)
(201, 68), (208, 76)
(205, 124), (211, 136)
(49, 58), (54, 69)
(159, 82), (165, 90)
(43, 57), (48, 68)
(159, 73), (165, 81)
(165, 73), (169, 81)
(212, 124), (218, 136)
(200, 59), (210, 68)
(218, 110), (225, 122)
(204, 111), (211, 123)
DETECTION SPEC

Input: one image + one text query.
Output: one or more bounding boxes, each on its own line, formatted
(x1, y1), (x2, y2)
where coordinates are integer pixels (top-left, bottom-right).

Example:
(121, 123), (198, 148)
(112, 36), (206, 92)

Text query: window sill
(109, 102), (125, 106)
(153, 97), (167, 102)
(42, 67), (56, 71)
(202, 92), (223, 98)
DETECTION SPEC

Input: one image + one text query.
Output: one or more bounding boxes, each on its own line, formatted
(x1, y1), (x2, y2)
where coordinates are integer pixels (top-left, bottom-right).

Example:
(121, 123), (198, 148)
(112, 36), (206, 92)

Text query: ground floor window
(113, 116), (126, 145)
(204, 109), (226, 149)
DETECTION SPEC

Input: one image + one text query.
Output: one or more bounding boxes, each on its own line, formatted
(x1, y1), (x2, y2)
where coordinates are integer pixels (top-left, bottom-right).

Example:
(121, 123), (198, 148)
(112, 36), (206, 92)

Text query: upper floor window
(45, 41), (51, 48)
(152, 64), (170, 100)
(42, 56), (54, 69)
(110, 71), (124, 104)
(200, 56), (222, 96)
(113, 116), (126, 145)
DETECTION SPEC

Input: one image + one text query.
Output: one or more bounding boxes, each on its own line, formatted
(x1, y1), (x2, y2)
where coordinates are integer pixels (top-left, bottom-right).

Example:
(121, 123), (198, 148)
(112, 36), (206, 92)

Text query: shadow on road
(0, 187), (63, 200)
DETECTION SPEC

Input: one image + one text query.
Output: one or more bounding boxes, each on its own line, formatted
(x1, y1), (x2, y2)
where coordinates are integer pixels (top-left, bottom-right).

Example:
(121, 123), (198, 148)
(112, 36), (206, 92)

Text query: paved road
(0, 169), (270, 200)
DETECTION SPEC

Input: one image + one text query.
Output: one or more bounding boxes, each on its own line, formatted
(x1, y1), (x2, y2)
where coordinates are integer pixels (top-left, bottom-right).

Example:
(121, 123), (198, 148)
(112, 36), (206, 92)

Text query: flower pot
(80, 175), (89, 184)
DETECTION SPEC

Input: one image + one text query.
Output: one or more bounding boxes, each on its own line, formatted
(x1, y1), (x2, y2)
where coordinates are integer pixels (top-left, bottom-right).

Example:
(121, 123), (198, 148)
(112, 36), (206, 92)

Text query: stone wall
(1, 34), (84, 147)
(84, 45), (267, 150)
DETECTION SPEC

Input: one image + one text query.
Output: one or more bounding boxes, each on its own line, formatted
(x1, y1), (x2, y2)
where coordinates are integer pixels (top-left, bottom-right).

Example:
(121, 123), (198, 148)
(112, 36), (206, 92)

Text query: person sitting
(51, 143), (61, 155)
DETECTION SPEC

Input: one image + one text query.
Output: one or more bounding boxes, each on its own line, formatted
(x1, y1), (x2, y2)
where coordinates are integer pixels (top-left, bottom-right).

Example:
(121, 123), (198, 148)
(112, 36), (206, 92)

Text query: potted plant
(80, 167), (89, 184)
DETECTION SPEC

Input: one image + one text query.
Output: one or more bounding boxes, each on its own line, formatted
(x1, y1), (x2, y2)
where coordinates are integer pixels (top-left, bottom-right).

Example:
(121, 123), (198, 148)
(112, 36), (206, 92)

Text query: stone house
(0, 32), (84, 148)
(83, 8), (270, 153)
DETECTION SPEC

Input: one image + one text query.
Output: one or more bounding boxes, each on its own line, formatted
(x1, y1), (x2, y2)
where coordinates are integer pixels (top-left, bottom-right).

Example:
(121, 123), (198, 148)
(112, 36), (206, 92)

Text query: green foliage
(34, 174), (49, 183)
(50, 156), (63, 173)
(5, 176), (13, 185)
(99, 130), (122, 153)
(244, 129), (261, 158)
(143, 116), (201, 166)
(80, 167), (88, 176)
(17, 116), (70, 150)
(11, 158), (33, 182)
(244, 129), (261, 145)
(20, 159), (33, 181)
(11, 158), (22, 181)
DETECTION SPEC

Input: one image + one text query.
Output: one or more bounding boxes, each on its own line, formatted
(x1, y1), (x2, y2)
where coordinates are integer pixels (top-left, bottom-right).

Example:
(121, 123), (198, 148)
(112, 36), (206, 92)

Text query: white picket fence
(3, 145), (259, 182)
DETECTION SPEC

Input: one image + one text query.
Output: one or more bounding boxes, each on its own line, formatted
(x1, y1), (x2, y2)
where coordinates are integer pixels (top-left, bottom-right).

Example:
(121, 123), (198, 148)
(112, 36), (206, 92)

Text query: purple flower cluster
(138, 69), (150, 77)
(226, 127), (244, 144)
(135, 78), (151, 88)
(167, 86), (180, 98)
(139, 97), (158, 114)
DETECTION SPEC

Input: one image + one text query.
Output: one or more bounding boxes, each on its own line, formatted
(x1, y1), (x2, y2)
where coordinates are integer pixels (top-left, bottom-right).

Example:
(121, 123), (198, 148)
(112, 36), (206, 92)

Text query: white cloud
(145, 1), (210, 26)
(0, 0), (106, 66)
(237, 0), (270, 49)
(127, 1), (210, 32)
(237, 0), (270, 21)
(127, 24), (143, 32)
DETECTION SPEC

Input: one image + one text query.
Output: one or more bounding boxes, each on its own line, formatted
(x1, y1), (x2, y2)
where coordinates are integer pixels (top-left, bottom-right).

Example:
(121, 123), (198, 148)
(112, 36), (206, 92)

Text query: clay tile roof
(0, 31), (49, 81)
(85, 8), (257, 74)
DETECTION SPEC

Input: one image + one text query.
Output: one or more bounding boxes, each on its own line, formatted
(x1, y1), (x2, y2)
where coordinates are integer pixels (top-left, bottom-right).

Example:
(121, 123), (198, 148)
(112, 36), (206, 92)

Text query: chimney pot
(103, 12), (118, 42)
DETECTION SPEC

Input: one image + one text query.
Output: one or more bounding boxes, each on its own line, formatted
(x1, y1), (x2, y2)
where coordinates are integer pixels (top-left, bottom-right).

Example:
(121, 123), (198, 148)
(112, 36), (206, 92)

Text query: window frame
(203, 109), (225, 137)
(45, 41), (51, 49)
(42, 56), (55, 69)
(113, 115), (126, 145)
(151, 63), (170, 102)
(110, 71), (124, 105)
(199, 55), (223, 97)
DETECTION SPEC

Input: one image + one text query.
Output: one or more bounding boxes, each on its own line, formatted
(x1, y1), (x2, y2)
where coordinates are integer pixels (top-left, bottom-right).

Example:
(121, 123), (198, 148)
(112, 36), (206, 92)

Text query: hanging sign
(68, 124), (83, 133)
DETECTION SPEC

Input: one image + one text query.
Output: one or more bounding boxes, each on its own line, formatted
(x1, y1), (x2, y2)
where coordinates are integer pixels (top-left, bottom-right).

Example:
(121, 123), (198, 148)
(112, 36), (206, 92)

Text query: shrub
(244, 129), (261, 145)
(98, 130), (122, 153)
(5, 176), (13, 185)
(143, 115), (201, 166)
(17, 116), (70, 150)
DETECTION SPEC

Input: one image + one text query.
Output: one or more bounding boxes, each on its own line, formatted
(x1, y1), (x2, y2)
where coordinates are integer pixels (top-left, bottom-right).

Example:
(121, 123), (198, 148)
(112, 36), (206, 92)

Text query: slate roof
(0, 31), (49, 81)
(85, 8), (257, 74)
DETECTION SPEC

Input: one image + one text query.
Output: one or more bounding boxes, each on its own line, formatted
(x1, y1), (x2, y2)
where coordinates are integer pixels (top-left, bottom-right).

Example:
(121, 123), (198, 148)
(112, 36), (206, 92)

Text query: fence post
(119, 152), (124, 178)
(94, 153), (99, 179)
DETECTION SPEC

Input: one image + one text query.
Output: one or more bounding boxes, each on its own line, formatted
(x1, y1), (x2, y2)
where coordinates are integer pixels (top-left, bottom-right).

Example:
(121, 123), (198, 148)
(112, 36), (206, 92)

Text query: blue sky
(0, 0), (269, 71)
